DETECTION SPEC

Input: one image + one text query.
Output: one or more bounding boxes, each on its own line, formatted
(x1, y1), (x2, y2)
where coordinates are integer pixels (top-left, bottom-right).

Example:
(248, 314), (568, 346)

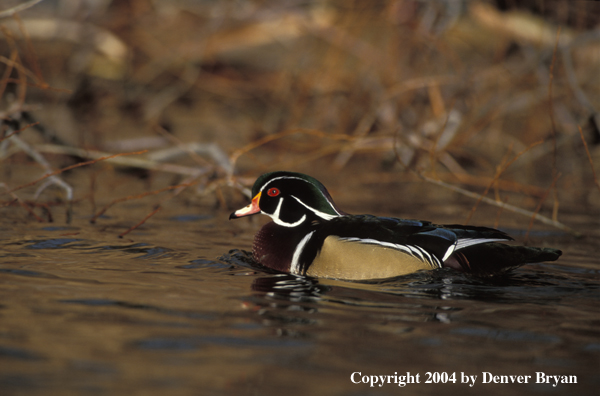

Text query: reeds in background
(0, 0), (598, 235)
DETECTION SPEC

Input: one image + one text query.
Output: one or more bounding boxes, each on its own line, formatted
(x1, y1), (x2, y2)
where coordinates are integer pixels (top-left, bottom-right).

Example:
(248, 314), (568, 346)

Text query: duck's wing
(301, 216), (459, 270)
(303, 216), (526, 274)
(326, 217), (515, 265)
(297, 215), (561, 278)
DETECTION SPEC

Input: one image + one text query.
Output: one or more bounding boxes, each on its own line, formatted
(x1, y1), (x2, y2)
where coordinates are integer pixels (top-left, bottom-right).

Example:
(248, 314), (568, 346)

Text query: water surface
(0, 209), (598, 396)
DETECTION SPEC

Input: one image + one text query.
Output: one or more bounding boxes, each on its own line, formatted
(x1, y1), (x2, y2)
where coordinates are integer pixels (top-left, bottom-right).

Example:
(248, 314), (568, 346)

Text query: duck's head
(229, 171), (345, 227)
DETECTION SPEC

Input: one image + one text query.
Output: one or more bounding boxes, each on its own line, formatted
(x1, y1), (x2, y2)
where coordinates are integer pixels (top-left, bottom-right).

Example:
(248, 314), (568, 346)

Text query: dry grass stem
(548, 26), (561, 222)
(146, 142), (232, 174)
(0, 0), (46, 20)
(420, 174), (579, 237)
(0, 121), (37, 144)
(446, 172), (546, 197)
(34, 144), (203, 176)
(8, 134), (73, 204)
(561, 30), (600, 113)
(153, 125), (210, 168)
(578, 125), (600, 193)
(229, 128), (354, 175)
(465, 140), (543, 224)
(526, 174), (561, 240)
(119, 206), (162, 238)
(0, 182), (43, 221)
(1, 1), (596, 236)
(3, 149), (148, 197)
(90, 181), (199, 224)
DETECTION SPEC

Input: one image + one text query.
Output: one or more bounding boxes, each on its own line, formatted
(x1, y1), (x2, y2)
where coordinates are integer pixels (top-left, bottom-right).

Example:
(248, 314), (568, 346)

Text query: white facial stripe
(260, 176), (343, 216)
(271, 197), (283, 219)
(291, 195), (339, 220)
(267, 198), (306, 227)
(291, 231), (315, 275)
(259, 176), (307, 192)
(274, 215), (306, 227)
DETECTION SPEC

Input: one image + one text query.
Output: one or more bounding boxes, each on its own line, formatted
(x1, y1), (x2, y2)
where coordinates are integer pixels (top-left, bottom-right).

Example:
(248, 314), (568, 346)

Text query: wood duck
(230, 171), (562, 280)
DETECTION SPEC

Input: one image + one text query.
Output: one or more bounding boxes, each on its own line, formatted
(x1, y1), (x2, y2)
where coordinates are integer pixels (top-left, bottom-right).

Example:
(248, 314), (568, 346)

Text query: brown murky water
(1, 201), (598, 396)
(1, 1), (599, 395)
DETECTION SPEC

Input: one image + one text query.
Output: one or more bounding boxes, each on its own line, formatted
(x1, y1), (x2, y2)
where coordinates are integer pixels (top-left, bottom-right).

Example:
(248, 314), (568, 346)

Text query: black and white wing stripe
(455, 238), (510, 250)
(339, 237), (443, 268)
(441, 237), (512, 263)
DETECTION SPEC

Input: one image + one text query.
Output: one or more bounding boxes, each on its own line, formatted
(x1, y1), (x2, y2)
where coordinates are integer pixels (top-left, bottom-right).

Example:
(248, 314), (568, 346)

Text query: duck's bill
(229, 192), (261, 219)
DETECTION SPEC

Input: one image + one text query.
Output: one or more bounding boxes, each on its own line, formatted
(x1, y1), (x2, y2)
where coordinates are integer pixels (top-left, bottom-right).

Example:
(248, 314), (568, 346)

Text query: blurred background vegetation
(0, 0), (598, 233)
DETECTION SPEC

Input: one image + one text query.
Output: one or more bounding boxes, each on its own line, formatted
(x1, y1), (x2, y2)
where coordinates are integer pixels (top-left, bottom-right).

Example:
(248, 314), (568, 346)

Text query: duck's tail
(444, 243), (562, 276)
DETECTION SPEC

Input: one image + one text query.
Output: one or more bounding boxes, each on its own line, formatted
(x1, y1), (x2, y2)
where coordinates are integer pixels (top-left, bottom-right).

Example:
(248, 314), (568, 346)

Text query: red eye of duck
(267, 188), (280, 197)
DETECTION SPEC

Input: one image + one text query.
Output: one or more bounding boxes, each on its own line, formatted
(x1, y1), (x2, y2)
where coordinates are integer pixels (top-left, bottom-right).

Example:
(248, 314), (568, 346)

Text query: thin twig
(0, 27), (17, 100)
(525, 173), (560, 240)
(561, 29), (600, 114)
(14, 14), (46, 86)
(0, 122), (38, 144)
(146, 173), (201, 221)
(106, 173), (200, 237)
(0, 0), (46, 20)
(465, 140), (543, 224)
(578, 125), (600, 193)
(0, 182), (43, 221)
(34, 144), (203, 176)
(548, 26), (561, 222)
(0, 55), (48, 88)
(2, 150), (148, 196)
(147, 141), (233, 174)
(119, 205), (162, 238)
(153, 124), (210, 167)
(419, 174), (580, 237)
(443, 172), (547, 196)
(90, 182), (198, 223)
(229, 128), (354, 176)
(8, 135), (73, 211)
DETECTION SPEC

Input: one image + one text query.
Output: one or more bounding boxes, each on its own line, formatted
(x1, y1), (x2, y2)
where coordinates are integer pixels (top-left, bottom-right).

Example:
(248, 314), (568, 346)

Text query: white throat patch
(267, 198), (306, 227)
